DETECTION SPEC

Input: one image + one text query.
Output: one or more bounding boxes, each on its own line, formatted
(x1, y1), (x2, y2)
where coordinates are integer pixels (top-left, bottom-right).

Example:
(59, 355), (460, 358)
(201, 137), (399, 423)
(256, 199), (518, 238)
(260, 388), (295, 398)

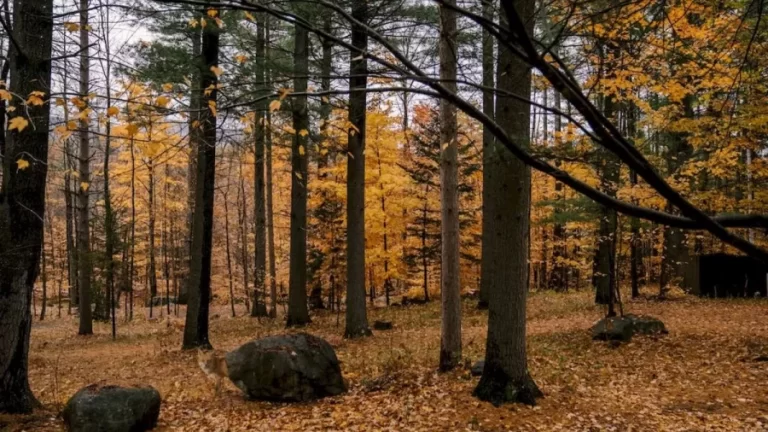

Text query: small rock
(471, 360), (485, 377)
(373, 320), (393, 331)
(591, 314), (667, 342)
(591, 316), (635, 342)
(62, 384), (161, 432)
(226, 332), (346, 402)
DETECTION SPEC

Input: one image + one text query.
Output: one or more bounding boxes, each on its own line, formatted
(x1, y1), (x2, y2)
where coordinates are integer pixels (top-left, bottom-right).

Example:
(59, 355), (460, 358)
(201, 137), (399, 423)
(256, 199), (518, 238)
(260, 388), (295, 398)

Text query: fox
(197, 349), (228, 396)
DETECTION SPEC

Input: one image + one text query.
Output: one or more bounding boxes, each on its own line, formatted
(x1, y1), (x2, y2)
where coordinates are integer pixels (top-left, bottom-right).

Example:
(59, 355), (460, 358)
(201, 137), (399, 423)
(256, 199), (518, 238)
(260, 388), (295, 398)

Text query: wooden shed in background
(687, 253), (768, 298)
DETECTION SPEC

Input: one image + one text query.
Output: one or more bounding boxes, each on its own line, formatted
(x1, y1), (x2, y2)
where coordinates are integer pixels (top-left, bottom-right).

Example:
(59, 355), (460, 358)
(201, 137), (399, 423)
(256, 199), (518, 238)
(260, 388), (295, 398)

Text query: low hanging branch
(153, 0), (768, 261)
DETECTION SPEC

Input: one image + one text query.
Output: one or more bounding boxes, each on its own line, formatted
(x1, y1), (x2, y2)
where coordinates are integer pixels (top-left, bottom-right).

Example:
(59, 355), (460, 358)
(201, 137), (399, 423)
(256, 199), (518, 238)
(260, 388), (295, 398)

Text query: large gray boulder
(591, 314), (667, 342)
(62, 384), (161, 432)
(626, 314), (667, 335)
(226, 332), (346, 402)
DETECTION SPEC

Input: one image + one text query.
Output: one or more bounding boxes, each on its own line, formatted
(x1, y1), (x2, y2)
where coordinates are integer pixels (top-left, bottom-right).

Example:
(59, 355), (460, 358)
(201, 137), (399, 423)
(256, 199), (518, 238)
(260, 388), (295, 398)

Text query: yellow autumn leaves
(4, 90), (49, 140)
(9, 116), (28, 132)
(8, 90), (48, 170)
(188, 8), (224, 29)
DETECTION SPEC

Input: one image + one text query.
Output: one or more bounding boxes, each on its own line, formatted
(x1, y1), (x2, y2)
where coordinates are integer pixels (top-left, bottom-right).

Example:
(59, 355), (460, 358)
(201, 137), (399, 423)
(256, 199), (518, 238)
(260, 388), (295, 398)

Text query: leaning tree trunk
(0, 0), (53, 413)
(77, 0), (93, 335)
(286, 16), (311, 327)
(474, 0), (542, 406)
(345, 0), (372, 338)
(438, 0), (462, 371)
(183, 6), (219, 350)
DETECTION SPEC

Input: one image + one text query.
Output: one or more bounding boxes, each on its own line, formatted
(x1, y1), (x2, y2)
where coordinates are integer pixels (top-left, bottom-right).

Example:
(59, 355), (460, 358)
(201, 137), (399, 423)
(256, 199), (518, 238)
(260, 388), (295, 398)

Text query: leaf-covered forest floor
(4, 289), (768, 431)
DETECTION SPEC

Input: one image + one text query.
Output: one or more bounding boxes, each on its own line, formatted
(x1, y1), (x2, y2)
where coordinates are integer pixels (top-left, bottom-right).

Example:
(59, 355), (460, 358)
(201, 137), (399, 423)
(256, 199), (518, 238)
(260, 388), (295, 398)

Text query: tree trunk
(40, 232), (47, 321)
(148, 158), (157, 300)
(549, 83), (566, 291)
(0, 0), (53, 413)
(368, 266), (375, 305)
(47, 209), (61, 318)
(104, 17), (116, 337)
(594, 48), (620, 314)
(266, 94), (277, 316)
(129, 135), (136, 321)
(252, 13), (268, 317)
(345, 0), (372, 338)
(264, 17), (277, 318)
(65, 151), (77, 311)
(171, 215), (179, 316)
(163, 164), (171, 317)
(286, 17), (310, 327)
(238, 163), (250, 312)
(659, 94), (694, 296)
(179, 26), (202, 306)
(77, 0), (93, 335)
(183, 6), (219, 350)
(478, 0), (495, 309)
(422, 195), (429, 301)
(60, 31), (77, 313)
(628, 99), (641, 298)
(439, 0), (462, 371)
(475, 0), (541, 406)
(374, 148), (392, 306)
(224, 178), (235, 318)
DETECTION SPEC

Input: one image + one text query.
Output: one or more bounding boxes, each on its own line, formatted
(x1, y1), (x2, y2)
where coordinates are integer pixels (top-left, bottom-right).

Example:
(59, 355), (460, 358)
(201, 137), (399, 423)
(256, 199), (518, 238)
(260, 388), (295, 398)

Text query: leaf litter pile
(5, 291), (768, 431)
